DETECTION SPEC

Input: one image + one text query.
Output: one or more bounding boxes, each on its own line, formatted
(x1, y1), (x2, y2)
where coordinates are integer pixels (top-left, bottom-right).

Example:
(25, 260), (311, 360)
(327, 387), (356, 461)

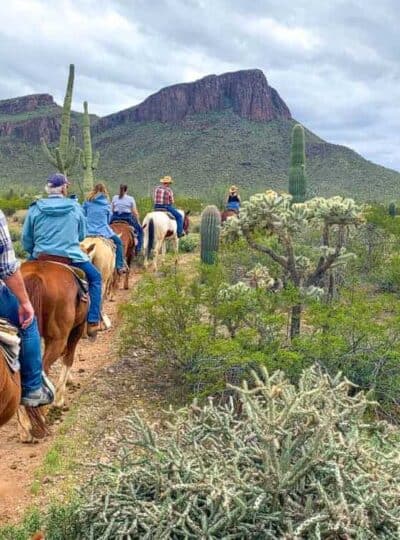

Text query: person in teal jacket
(82, 183), (125, 273)
(22, 173), (102, 338)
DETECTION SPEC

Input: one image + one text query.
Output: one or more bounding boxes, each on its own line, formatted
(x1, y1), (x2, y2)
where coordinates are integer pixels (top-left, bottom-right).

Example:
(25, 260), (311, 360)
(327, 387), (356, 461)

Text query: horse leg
(55, 322), (86, 408)
(17, 407), (35, 443)
(41, 338), (68, 408)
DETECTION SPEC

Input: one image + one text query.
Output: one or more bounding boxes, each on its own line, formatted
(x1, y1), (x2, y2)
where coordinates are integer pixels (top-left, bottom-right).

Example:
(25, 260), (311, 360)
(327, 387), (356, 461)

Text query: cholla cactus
(223, 190), (363, 338)
(246, 263), (276, 289)
(217, 281), (251, 301)
(75, 367), (400, 538)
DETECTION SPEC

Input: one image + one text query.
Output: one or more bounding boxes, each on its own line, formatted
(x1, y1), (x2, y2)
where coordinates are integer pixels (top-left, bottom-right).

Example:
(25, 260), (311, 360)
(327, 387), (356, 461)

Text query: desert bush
(295, 289), (400, 416)
(73, 367), (400, 539)
(179, 233), (199, 253)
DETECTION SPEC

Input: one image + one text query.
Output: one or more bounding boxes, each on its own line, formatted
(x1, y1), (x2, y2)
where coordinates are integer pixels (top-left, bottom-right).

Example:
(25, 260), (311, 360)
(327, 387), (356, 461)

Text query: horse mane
(23, 273), (44, 335)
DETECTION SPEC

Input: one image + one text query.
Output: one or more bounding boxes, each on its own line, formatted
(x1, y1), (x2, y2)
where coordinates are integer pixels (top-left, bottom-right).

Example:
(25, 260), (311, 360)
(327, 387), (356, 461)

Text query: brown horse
(21, 261), (88, 412)
(0, 351), (48, 440)
(221, 209), (239, 223)
(110, 222), (136, 289)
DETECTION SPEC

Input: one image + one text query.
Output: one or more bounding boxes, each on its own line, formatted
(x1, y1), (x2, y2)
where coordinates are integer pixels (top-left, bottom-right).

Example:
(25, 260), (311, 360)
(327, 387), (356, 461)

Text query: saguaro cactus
(82, 101), (100, 192)
(288, 124), (307, 203)
(388, 201), (396, 218)
(200, 205), (221, 264)
(41, 64), (81, 176)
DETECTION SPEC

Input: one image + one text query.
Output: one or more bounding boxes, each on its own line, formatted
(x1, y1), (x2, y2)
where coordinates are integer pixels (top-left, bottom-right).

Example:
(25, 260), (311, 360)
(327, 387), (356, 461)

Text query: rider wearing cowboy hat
(153, 175), (184, 237)
(226, 185), (241, 213)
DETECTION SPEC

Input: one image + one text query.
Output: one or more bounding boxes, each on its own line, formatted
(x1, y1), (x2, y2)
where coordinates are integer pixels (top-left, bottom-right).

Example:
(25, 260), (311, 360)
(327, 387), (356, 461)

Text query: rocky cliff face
(0, 70), (291, 144)
(97, 69), (291, 131)
(0, 93), (63, 143)
(0, 93), (55, 115)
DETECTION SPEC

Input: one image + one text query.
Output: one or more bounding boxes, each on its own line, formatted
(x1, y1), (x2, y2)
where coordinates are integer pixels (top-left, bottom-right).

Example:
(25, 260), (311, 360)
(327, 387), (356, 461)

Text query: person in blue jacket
(22, 173), (102, 339)
(82, 183), (125, 274)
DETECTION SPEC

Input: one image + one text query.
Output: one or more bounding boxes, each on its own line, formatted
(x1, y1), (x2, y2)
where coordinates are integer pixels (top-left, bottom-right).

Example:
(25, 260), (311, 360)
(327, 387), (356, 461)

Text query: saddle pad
(0, 319), (20, 373)
(154, 209), (176, 220)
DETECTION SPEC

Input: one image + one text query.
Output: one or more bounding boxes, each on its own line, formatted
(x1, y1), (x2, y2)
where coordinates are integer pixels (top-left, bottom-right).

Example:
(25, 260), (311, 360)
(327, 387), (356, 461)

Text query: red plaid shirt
(153, 185), (174, 205)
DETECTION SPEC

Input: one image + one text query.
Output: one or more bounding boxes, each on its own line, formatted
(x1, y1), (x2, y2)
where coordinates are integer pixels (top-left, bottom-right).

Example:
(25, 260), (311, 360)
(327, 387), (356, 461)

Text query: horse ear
(185, 209), (191, 216)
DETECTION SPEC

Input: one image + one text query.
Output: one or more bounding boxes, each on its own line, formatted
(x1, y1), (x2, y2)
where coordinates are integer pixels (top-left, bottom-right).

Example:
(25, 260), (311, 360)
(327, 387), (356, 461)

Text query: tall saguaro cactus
(41, 64), (81, 176)
(82, 101), (100, 192)
(288, 124), (307, 203)
(200, 205), (221, 264)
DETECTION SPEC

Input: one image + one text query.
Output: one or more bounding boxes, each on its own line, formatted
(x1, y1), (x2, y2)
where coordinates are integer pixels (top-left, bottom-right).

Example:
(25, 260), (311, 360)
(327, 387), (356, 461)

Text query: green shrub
(179, 233), (199, 253)
(74, 368), (400, 538)
(13, 241), (27, 259)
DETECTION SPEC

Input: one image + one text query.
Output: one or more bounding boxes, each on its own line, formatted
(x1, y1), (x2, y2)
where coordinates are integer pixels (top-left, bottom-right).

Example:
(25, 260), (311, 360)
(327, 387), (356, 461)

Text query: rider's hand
(18, 300), (35, 329)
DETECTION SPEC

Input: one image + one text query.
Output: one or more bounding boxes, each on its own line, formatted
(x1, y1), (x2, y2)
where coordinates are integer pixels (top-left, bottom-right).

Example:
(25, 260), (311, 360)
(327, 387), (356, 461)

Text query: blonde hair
(87, 182), (110, 201)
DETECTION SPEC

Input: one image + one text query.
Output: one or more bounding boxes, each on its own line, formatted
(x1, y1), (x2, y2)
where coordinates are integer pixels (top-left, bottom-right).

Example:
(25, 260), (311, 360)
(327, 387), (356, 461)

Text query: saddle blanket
(154, 209), (176, 220)
(0, 318), (20, 372)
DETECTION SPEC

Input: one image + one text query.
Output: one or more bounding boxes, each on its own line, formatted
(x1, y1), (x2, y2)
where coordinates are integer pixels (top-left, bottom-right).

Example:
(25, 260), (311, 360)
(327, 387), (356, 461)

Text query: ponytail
(119, 184), (128, 199)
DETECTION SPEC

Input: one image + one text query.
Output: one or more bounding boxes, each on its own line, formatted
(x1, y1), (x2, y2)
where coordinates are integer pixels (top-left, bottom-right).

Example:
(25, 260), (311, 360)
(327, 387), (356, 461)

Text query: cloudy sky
(0, 0), (399, 170)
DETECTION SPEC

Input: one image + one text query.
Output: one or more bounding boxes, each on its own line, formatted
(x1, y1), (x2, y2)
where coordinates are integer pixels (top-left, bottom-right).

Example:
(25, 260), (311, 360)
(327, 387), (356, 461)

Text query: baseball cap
(47, 173), (70, 188)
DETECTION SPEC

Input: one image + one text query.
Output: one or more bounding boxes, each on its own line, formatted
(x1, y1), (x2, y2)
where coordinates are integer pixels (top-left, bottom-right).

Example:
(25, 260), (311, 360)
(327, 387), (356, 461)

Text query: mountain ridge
(0, 69), (398, 201)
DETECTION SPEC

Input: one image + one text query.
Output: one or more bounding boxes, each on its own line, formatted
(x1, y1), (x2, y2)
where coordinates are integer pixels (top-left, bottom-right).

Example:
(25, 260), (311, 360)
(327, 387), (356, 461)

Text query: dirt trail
(0, 273), (141, 524)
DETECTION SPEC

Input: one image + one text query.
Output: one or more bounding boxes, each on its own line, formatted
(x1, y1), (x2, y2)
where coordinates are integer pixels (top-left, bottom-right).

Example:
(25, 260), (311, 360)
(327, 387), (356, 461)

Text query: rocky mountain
(0, 69), (399, 201)
(96, 69), (291, 131)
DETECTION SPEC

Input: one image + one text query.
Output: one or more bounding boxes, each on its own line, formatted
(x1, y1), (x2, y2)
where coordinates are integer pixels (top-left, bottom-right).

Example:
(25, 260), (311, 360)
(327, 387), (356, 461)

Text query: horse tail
(147, 218), (154, 260)
(23, 274), (44, 336)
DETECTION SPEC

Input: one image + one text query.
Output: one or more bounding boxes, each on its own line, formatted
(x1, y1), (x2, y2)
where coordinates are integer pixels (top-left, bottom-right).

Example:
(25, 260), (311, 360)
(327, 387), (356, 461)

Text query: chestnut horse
(0, 350), (48, 439)
(110, 222), (135, 289)
(221, 209), (239, 223)
(21, 261), (88, 413)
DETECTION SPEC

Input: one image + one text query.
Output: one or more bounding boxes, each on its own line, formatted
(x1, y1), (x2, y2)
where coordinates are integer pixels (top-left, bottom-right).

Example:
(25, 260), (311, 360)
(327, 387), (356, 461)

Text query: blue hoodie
(22, 195), (89, 263)
(82, 194), (114, 238)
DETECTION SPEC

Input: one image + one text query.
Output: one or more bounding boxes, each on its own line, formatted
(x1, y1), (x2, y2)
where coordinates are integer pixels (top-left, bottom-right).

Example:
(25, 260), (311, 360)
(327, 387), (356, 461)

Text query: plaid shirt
(153, 185), (174, 205)
(0, 210), (19, 280)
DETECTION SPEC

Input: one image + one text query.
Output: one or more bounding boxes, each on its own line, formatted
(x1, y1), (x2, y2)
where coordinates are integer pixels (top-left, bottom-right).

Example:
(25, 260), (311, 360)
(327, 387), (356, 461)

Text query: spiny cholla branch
(76, 367), (400, 538)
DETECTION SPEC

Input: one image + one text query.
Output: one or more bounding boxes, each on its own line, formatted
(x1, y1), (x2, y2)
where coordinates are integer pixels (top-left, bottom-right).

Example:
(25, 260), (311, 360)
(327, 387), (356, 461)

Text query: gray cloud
(0, 0), (398, 170)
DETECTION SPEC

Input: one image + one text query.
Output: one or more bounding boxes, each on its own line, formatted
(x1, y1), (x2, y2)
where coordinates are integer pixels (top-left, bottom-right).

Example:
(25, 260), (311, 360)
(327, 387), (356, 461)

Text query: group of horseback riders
(0, 175), (240, 410)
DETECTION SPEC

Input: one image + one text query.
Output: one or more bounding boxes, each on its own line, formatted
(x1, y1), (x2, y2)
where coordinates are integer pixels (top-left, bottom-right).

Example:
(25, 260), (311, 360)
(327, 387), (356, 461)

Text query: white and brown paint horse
(142, 209), (190, 271)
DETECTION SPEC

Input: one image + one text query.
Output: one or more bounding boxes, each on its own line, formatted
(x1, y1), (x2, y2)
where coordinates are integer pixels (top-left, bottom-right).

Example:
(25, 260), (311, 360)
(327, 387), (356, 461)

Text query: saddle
(154, 208), (176, 221)
(36, 254), (89, 301)
(110, 221), (137, 243)
(0, 318), (20, 373)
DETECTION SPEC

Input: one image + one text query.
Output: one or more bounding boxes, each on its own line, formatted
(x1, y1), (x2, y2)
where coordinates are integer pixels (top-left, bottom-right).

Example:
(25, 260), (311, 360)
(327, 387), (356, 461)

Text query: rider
(82, 183), (125, 274)
(0, 209), (54, 407)
(22, 173), (102, 339)
(153, 175), (184, 237)
(226, 185), (241, 213)
(110, 184), (143, 253)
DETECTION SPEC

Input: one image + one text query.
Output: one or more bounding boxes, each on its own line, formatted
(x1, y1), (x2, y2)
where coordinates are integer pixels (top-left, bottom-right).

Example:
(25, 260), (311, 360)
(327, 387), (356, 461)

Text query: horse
(142, 210), (190, 271)
(110, 222), (136, 289)
(21, 261), (88, 424)
(80, 237), (116, 302)
(0, 350), (48, 440)
(221, 209), (239, 223)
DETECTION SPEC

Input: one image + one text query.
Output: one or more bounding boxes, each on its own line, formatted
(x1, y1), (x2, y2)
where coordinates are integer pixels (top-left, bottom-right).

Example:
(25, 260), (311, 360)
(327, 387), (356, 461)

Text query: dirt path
(0, 272), (141, 524)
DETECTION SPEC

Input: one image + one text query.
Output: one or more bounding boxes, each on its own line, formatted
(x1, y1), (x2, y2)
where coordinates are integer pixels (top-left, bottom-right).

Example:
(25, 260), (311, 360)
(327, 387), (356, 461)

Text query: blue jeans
(110, 234), (124, 269)
(110, 213), (143, 252)
(72, 261), (102, 324)
(154, 204), (184, 235)
(226, 202), (240, 211)
(0, 285), (42, 394)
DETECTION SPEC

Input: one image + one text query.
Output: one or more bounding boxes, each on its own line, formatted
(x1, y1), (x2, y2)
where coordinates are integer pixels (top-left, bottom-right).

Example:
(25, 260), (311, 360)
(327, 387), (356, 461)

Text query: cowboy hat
(160, 175), (173, 184)
(229, 185), (238, 193)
